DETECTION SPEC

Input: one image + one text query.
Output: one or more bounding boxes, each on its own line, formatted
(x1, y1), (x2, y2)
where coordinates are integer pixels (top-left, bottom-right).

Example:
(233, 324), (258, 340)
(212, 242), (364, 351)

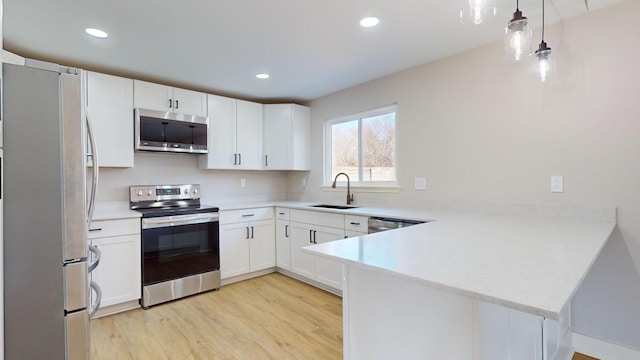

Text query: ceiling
(3, 0), (624, 102)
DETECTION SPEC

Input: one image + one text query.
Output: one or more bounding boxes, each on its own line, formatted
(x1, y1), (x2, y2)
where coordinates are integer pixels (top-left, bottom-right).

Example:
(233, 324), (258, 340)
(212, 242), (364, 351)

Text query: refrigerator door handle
(89, 280), (102, 319)
(88, 245), (101, 273)
(86, 108), (99, 228)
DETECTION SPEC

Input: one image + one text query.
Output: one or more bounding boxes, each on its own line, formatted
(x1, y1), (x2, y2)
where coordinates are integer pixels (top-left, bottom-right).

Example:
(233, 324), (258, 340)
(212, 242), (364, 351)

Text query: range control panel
(129, 184), (201, 203)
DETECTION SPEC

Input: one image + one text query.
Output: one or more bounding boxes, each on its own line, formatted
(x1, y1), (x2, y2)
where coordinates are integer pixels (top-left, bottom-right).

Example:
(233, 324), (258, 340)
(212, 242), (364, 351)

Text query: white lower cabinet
(275, 208), (292, 271)
(88, 219), (141, 308)
(289, 209), (347, 291)
(219, 208), (275, 280)
(475, 301), (571, 360)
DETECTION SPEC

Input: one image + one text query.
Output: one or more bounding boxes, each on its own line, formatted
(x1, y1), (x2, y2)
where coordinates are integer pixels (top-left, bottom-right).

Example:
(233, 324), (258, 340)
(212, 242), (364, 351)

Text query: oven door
(141, 212), (220, 286)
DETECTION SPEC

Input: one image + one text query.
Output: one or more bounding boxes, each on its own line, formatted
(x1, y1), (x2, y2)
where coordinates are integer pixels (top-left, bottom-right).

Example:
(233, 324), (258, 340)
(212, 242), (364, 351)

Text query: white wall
(290, 0), (640, 350)
(98, 152), (288, 205)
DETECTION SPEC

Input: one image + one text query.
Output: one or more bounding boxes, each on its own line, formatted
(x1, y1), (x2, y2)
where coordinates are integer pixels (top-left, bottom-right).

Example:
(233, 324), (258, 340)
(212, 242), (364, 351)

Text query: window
(325, 105), (397, 187)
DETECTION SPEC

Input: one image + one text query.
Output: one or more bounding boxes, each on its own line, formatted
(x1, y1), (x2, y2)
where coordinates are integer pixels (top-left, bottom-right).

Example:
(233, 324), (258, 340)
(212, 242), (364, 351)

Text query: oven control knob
(193, 188), (199, 194)
(147, 190), (153, 196)
(183, 189), (188, 195)
(137, 190), (143, 196)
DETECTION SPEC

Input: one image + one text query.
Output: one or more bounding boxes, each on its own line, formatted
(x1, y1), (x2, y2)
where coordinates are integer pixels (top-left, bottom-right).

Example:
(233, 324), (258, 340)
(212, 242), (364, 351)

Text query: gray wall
(289, 0), (640, 349)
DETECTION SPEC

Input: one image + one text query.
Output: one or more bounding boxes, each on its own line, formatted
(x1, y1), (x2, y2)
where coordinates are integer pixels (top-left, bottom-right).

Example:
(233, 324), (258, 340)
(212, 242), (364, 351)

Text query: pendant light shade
(535, 0), (554, 82)
(460, 0), (497, 25)
(535, 41), (553, 82)
(504, 2), (532, 62)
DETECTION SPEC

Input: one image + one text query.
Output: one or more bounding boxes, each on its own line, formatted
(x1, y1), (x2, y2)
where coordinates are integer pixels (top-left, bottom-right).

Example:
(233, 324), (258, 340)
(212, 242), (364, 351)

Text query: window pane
(362, 112), (396, 182)
(331, 120), (360, 181)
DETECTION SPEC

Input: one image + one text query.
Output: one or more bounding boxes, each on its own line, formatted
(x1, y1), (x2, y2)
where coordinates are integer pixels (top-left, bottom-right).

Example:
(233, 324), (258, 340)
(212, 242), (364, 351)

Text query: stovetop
(129, 184), (218, 218)
(133, 204), (220, 218)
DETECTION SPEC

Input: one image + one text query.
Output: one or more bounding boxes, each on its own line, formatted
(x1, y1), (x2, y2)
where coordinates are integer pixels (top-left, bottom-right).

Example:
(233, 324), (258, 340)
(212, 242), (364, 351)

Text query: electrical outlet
(302, 177), (307, 186)
(414, 178), (427, 190)
(551, 176), (563, 193)
(240, 178), (246, 188)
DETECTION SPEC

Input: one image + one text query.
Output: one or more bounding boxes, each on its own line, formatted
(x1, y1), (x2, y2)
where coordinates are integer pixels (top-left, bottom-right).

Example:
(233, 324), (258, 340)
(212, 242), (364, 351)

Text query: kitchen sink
(309, 204), (359, 210)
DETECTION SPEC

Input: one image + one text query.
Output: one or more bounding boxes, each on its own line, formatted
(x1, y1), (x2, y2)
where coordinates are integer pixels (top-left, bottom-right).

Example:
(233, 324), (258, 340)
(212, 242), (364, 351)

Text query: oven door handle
(142, 213), (220, 229)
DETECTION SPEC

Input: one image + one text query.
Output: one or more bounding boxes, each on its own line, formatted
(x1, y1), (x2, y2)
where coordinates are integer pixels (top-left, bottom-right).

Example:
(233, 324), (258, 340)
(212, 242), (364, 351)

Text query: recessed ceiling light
(85, 28), (108, 39)
(256, 73), (270, 80)
(359, 17), (380, 28)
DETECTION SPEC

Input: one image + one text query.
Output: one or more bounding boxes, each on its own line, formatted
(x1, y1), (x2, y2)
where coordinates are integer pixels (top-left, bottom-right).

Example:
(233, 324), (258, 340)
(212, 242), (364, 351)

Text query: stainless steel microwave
(134, 108), (209, 154)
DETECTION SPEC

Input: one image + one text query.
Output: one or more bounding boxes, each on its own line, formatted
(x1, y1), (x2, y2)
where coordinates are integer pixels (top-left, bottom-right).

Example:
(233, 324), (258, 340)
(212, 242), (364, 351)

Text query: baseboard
(92, 299), (141, 318)
(221, 267), (277, 286)
(573, 332), (640, 360)
(276, 268), (342, 297)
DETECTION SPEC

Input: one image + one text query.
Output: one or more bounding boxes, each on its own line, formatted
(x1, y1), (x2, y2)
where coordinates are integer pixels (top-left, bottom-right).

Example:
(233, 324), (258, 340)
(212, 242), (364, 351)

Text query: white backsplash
(97, 152), (288, 205)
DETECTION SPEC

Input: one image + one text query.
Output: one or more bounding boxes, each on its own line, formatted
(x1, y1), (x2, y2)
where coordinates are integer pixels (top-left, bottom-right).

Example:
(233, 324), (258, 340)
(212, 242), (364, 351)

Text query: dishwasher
(367, 216), (426, 233)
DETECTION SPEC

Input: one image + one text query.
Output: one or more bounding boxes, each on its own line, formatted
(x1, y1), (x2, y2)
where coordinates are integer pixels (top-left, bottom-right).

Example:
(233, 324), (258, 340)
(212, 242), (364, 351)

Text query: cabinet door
(235, 99), (263, 170)
(290, 222), (316, 279)
(91, 234), (141, 307)
(249, 220), (275, 272)
(476, 301), (542, 360)
(219, 222), (251, 279)
(200, 94), (236, 169)
(263, 104), (292, 170)
(313, 225), (345, 290)
(275, 219), (291, 270)
(291, 104), (311, 170)
(87, 72), (134, 167)
(173, 87), (207, 117)
(133, 80), (173, 112)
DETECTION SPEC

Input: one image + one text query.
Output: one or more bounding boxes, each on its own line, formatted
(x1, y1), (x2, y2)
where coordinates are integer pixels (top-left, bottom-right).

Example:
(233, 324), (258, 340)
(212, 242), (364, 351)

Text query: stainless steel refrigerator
(3, 60), (101, 359)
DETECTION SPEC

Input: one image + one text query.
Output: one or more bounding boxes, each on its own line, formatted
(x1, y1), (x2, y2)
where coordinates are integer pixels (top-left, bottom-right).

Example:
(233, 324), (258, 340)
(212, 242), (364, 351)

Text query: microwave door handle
(86, 109), (99, 227)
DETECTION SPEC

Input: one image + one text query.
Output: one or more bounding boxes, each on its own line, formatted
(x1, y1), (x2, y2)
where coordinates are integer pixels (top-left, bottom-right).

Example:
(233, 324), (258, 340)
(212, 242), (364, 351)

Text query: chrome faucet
(331, 172), (354, 205)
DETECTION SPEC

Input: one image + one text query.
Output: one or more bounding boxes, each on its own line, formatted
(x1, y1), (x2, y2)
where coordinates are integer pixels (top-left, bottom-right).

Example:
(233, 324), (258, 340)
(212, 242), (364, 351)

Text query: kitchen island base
(343, 265), (572, 360)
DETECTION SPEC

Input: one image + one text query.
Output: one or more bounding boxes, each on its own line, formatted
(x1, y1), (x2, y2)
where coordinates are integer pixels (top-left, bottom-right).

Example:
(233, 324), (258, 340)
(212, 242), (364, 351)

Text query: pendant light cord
(541, 0), (545, 41)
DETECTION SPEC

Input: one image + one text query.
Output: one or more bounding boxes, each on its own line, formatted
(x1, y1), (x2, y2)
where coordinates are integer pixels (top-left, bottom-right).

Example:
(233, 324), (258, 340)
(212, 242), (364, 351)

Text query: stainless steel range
(130, 184), (220, 308)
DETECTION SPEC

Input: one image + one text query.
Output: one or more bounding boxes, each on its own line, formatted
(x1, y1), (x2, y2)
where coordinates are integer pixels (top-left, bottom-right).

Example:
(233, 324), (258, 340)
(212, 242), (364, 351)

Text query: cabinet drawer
(88, 218), (141, 239)
(220, 207), (273, 224)
(290, 209), (344, 229)
(345, 215), (368, 233)
(275, 207), (290, 220)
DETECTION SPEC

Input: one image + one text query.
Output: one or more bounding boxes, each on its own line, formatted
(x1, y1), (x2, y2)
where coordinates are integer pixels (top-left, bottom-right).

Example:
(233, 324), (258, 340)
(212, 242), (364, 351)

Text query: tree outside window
(327, 106), (397, 185)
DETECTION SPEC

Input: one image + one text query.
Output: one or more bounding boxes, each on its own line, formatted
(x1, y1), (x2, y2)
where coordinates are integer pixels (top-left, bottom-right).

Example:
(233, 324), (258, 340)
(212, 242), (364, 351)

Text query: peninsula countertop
(303, 209), (616, 320)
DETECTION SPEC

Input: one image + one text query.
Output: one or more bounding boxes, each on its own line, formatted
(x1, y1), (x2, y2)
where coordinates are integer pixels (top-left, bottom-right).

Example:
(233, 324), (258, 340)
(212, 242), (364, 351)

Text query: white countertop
(304, 209), (615, 320)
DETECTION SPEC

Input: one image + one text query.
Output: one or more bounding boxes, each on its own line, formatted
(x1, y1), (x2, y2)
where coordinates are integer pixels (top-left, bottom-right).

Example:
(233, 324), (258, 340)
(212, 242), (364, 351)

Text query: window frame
(324, 104), (399, 189)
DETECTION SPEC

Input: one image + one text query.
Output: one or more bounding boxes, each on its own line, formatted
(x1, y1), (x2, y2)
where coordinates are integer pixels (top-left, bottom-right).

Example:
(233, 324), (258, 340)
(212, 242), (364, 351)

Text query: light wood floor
(90, 273), (342, 359)
(91, 272), (598, 359)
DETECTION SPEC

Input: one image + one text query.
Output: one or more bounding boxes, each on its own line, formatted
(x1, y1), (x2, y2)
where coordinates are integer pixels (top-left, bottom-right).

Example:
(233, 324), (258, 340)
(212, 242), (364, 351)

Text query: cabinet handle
(285, 225), (289, 238)
(309, 230), (313, 244)
(278, 212), (285, 216)
(251, 226), (254, 239)
(238, 153), (242, 165)
(246, 226), (250, 239)
(233, 154), (238, 165)
(313, 230), (317, 244)
(88, 228), (103, 232)
(350, 222), (360, 226)
(242, 214), (255, 217)
(175, 99), (179, 109)
(265, 155), (268, 167)
(169, 99), (173, 108)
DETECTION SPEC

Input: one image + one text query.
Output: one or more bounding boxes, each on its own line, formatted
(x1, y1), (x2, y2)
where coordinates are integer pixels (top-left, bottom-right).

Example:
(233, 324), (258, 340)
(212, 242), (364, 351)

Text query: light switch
(551, 176), (563, 193)
(240, 178), (246, 188)
(414, 178), (427, 190)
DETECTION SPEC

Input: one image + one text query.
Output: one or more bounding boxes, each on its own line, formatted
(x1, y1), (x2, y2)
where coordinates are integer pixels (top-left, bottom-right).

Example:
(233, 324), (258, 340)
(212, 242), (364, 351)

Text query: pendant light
(460, 0), (497, 25)
(535, 0), (554, 82)
(504, 0), (531, 62)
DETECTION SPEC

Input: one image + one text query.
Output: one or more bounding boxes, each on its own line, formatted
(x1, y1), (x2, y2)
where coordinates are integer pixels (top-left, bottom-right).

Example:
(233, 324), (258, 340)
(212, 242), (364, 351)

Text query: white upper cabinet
(200, 94), (263, 170)
(86, 72), (134, 168)
(263, 104), (310, 170)
(133, 80), (207, 117)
